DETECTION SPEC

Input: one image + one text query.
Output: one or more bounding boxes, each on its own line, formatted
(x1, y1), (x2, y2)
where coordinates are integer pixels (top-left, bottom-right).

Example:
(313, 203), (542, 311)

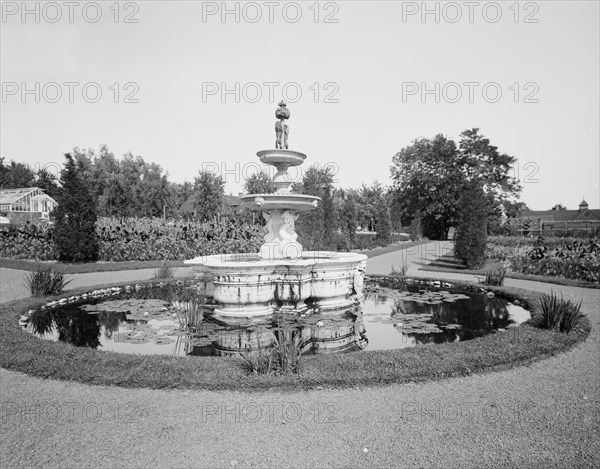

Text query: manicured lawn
(0, 277), (591, 392)
(0, 258), (186, 274)
(0, 240), (426, 274)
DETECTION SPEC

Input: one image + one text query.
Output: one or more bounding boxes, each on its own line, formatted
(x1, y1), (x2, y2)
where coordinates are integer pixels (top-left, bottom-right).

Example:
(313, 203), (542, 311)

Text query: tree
(338, 188), (359, 248)
(454, 181), (489, 268)
(170, 181), (194, 217)
(244, 171), (276, 194)
(52, 154), (99, 262)
(0, 158), (36, 188)
(551, 203), (567, 211)
(504, 200), (529, 218)
(193, 171), (224, 221)
(458, 128), (522, 229)
(391, 129), (521, 239)
(35, 168), (60, 199)
(293, 165), (337, 250)
(355, 182), (392, 241)
(137, 162), (171, 218)
(391, 134), (463, 239)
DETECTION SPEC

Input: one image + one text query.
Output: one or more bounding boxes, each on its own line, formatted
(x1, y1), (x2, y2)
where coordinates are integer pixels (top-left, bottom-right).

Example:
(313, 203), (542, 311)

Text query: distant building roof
(0, 187), (43, 204)
(518, 208), (600, 222)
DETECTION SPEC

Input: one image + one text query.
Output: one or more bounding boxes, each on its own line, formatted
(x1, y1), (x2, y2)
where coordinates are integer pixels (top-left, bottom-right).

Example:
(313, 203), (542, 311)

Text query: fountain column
(241, 101), (319, 261)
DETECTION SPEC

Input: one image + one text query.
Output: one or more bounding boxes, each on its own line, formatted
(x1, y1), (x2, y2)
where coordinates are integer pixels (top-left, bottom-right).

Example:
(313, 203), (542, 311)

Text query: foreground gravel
(1, 243), (599, 468)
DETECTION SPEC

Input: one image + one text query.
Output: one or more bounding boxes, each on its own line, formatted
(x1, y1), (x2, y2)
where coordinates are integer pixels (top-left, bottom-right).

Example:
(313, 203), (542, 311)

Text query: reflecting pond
(23, 278), (530, 357)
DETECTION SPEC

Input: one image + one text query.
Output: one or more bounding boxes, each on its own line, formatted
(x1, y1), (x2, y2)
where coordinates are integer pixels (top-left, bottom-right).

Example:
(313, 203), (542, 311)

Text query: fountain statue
(185, 103), (367, 317)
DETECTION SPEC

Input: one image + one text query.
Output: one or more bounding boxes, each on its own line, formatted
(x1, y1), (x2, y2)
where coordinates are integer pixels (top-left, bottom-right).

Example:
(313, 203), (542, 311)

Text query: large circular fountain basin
(185, 251), (367, 317)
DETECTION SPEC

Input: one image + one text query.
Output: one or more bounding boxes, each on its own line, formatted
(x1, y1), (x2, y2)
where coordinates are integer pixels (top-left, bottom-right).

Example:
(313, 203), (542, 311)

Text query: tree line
(2, 128), (528, 265)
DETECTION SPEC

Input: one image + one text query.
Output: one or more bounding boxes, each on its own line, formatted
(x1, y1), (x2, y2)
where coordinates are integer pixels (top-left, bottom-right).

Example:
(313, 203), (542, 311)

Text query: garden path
(1, 241), (599, 468)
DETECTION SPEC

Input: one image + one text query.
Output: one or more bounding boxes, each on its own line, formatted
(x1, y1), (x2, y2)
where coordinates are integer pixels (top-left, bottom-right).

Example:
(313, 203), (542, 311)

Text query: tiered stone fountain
(186, 102), (367, 317)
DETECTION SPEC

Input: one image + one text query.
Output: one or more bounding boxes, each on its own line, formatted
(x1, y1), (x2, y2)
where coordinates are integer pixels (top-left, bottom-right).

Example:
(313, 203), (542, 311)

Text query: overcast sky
(1, 1), (598, 210)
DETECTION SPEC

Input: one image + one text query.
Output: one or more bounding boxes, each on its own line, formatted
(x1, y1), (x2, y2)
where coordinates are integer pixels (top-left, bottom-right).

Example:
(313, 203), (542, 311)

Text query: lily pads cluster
(393, 290), (471, 305)
(364, 287), (472, 336)
(80, 299), (175, 321)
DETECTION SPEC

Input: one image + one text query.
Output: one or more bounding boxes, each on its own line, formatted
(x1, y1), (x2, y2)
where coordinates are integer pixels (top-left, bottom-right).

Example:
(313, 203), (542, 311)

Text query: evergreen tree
(454, 181), (489, 269)
(52, 154), (99, 262)
(339, 189), (359, 248)
(375, 195), (392, 243)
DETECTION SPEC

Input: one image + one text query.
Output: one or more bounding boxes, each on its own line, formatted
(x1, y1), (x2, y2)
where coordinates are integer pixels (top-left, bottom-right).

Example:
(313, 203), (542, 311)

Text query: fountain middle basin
(185, 251), (367, 317)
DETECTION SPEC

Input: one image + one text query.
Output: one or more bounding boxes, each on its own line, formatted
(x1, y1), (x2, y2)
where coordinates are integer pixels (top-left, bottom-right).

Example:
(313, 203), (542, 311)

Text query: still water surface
(24, 279), (530, 357)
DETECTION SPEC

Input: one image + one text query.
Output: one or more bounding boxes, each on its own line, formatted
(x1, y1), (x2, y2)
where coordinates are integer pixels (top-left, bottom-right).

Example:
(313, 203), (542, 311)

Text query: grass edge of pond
(0, 276), (592, 393)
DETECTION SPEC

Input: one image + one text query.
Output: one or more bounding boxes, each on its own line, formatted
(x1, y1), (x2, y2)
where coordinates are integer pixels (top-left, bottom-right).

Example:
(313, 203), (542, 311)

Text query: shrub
(0, 223), (55, 260)
(153, 262), (175, 279)
(24, 265), (71, 297)
(538, 291), (584, 333)
(454, 182), (489, 268)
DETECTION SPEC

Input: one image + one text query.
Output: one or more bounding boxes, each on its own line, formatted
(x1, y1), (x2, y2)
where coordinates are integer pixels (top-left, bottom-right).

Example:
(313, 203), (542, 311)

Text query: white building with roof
(0, 187), (58, 223)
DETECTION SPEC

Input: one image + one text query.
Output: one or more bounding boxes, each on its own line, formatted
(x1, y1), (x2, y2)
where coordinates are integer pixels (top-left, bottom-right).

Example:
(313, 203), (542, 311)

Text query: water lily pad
(153, 337), (175, 345)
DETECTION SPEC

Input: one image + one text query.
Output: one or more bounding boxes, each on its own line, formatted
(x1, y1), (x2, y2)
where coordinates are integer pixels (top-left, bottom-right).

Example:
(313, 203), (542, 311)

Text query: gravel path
(1, 242), (599, 468)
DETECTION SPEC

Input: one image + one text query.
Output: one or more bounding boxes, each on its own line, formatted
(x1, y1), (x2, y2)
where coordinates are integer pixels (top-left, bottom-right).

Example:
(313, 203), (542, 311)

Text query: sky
(1, 0), (599, 210)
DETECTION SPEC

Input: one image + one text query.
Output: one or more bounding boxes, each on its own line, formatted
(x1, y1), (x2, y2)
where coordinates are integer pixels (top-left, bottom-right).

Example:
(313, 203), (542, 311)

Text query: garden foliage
(1, 217), (263, 262)
(486, 236), (600, 283)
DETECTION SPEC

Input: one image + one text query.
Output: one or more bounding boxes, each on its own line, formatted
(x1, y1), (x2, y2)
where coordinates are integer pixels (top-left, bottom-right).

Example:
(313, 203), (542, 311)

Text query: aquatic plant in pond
(241, 325), (302, 375)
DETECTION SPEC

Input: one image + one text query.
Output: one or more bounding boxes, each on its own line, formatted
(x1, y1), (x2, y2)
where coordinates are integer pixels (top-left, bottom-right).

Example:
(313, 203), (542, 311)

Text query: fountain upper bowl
(257, 149), (307, 167)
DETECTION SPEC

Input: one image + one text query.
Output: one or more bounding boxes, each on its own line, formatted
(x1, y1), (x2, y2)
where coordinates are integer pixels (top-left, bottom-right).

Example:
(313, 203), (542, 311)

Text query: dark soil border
(0, 276), (591, 392)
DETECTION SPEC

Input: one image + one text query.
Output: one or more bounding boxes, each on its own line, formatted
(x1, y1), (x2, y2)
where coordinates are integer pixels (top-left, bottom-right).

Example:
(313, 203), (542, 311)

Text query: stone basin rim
(257, 149), (307, 165)
(240, 193), (321, 212)
(185, 251), (367, 268)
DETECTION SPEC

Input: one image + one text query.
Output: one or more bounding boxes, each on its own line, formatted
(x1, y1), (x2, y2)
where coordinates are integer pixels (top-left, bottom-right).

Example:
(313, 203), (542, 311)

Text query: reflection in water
(25, 279), (529, 357)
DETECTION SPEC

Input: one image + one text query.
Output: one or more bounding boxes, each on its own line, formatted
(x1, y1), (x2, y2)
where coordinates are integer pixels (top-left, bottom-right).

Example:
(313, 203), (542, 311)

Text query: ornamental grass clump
(153, 262), (175, 279)
(241, 327), (302, 375)
(390, 262), (409, 277)
(538, 291), (584, 333)
(24, 265), (71, 297)
(482, 266), (507, 286)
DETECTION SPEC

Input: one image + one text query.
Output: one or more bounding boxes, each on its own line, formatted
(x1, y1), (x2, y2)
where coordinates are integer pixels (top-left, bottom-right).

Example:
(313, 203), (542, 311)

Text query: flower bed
(486, 236), (600, 283)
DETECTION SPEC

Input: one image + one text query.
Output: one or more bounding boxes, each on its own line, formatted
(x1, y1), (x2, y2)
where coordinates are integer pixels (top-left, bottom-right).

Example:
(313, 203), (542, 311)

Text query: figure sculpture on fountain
(275, 101), (290, 150)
